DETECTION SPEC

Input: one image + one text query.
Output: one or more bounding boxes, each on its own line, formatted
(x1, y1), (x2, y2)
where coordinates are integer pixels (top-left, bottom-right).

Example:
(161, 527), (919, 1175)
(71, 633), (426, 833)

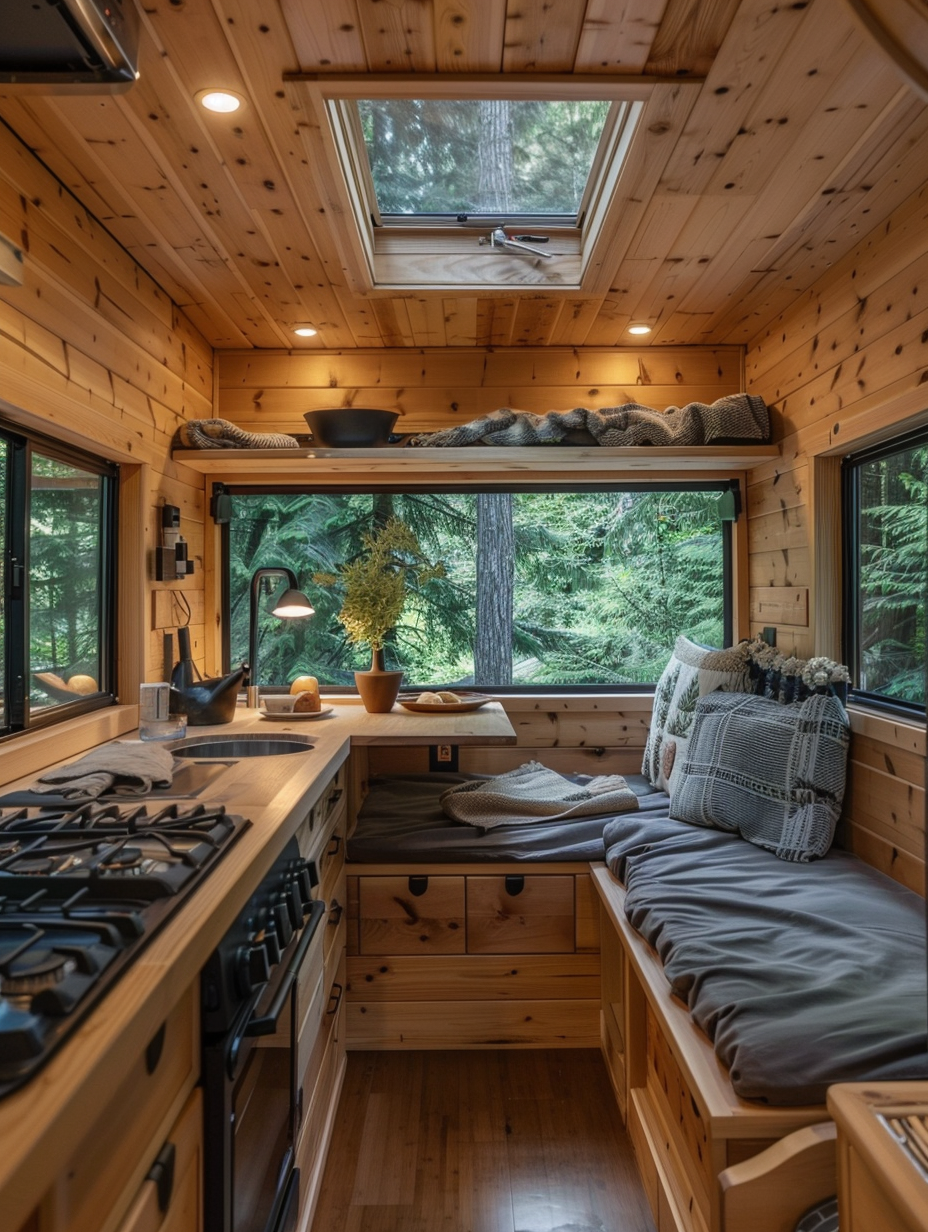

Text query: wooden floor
(309, 1050), (656, 1232)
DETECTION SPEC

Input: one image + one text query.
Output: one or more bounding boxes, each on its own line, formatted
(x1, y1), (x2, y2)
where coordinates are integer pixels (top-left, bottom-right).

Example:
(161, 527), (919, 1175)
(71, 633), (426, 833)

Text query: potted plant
(316, 518), (444, 712)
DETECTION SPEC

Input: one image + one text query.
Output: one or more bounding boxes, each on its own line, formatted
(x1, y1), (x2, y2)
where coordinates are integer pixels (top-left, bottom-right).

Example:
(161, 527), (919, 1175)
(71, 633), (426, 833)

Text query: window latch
(9, 556), (23, 597)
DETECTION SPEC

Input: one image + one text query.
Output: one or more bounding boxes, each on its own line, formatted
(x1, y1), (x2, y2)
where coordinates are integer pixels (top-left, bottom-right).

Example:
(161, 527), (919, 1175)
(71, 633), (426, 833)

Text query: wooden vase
(354, 647), (404, 713)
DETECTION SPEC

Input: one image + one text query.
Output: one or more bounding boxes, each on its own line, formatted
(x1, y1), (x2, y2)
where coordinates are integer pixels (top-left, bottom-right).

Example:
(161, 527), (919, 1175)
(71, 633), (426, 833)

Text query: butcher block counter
(0, 699), (515, 1232)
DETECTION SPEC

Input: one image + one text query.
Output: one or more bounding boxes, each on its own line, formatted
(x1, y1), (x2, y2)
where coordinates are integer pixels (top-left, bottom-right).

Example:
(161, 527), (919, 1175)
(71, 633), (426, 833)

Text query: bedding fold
(439, 760), (639, 829)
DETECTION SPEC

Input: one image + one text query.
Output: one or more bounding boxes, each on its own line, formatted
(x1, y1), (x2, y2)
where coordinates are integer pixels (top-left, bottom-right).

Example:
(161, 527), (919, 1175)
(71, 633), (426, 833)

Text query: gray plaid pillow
(670, 691), (850, 862)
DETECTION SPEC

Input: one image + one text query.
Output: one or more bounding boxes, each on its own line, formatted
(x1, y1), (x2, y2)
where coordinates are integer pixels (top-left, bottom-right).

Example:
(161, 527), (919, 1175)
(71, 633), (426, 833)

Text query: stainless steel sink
(170, 733), (316, 758)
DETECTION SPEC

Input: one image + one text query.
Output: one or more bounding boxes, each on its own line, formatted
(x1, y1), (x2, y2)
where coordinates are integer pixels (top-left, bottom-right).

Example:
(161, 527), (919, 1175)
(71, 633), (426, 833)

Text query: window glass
(226, 488), (728, 689)
(29, 453), (106, 711)
(0, 421), (115, 735)
(357, 99), (613, 219)
(846, 433), (927, 709)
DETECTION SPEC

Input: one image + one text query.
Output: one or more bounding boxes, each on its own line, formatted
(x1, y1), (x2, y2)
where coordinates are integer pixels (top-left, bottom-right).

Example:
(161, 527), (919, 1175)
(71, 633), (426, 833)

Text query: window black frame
(219, 479), (734, 693)
(842, 423), (928, 718)
(1, 419), (118, 737)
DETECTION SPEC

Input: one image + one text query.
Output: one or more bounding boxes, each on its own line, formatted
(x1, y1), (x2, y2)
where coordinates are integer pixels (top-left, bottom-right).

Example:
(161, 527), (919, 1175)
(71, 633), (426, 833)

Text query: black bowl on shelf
(303, 408), (398, 448)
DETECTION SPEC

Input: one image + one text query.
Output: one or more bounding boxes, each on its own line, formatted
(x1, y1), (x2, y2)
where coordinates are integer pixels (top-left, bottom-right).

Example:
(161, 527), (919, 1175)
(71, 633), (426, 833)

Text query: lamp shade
(272, 588), (315, 618)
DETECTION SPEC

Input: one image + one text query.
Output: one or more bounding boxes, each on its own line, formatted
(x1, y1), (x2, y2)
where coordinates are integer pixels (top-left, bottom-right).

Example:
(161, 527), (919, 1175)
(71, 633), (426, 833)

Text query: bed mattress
(347, 770), (663, 863)
(604, 813), (928, 1104)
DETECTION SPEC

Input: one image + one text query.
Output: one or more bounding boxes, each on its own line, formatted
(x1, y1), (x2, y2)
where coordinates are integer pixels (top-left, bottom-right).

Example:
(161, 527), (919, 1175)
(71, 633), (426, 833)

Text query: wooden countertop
(0, 700), (516, 1227)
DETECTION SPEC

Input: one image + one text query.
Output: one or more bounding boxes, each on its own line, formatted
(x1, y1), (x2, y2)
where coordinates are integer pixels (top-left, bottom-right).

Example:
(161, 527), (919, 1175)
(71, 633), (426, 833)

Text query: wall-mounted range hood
(0, 0), (139, 93)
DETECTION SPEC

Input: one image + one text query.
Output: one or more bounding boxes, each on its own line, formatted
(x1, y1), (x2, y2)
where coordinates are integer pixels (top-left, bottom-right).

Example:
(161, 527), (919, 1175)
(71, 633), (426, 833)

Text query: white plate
(259, 704), (333, 722)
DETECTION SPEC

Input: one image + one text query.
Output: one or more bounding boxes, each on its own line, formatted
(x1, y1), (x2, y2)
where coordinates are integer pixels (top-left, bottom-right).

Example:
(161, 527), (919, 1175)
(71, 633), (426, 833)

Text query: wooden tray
(397, 692), (494, 714)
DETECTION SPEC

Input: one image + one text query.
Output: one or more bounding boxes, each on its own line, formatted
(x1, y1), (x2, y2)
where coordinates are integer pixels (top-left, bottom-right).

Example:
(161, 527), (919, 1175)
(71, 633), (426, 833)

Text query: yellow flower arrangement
(315, 518), (444, 656)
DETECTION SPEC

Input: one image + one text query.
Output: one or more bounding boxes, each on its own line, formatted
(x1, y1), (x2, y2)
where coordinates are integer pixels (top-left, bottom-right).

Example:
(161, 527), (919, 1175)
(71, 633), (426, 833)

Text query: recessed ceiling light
(628, 322), (652, 335)
(197, 89), (243, 114)
(293, 326), (318, 337)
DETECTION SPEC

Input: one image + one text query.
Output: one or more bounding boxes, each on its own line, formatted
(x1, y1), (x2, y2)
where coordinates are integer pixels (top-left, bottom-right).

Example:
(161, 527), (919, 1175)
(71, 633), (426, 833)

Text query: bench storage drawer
(466, 874), (574, 953)
(358, 875), (465, 955)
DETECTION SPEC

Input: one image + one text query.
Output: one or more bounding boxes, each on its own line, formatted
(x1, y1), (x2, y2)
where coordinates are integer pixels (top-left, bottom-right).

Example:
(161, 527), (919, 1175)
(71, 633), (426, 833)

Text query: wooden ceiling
(0, 0), (925, 352)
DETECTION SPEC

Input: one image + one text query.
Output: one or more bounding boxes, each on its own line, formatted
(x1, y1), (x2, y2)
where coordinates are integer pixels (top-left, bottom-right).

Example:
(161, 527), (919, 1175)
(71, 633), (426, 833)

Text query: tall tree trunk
(475, 493), (514, 684)
(476, 100), (513, 213)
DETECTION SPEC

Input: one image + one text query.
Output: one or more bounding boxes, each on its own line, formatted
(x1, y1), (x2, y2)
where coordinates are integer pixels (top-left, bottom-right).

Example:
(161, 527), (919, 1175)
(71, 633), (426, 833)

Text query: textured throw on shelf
(409, 393), (770, 448)
(174, 418), (299, 450)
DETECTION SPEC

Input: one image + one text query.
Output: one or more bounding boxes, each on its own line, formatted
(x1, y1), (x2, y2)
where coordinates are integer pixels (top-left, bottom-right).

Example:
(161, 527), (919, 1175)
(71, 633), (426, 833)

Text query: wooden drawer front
(295, 925), (328, 1093)
(57, 984), (199, 1232)
(324, 865), (347, 991)
(646, 1006), (712, 1205)
(308, 766), (345, 837)
(114, 1089), (203, 1232)
(466, 875), (575, 954)
(318, 799), (347, 904)
(359, 876), (465, 955)
(296, 958), (347, 1228)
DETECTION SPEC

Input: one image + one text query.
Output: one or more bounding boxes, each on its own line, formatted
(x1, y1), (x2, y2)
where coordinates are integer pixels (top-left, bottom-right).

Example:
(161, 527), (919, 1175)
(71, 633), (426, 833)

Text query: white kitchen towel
(32, 741), (177, 799)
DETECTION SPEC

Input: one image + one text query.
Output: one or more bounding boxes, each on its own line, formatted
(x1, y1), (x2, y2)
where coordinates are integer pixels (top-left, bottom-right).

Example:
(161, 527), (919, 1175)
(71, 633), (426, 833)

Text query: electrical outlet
(429, 744), (458, 771)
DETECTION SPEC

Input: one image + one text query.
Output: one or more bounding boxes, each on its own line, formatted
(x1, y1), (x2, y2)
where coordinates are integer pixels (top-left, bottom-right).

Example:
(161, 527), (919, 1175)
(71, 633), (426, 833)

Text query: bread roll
(416, 691), (442, 703)
(437, 691), (461, 703)
(293, 689), (321, 712)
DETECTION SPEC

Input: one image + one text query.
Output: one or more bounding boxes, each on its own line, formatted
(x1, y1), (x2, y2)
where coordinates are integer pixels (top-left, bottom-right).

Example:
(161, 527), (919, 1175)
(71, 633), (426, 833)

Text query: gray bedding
(347, 771), (660, 863)
(604, 813), (928, 1105)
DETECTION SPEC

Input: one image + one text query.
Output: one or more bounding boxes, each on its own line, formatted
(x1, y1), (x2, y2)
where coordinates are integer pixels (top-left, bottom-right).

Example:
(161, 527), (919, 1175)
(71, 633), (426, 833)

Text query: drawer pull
(505, 875), (525, 897)
(326, 982), (344, 1015)
(327, 787), (343, 807)
(147, 1139), (176, 1214)
(408, 875), (428, 896)
(145, 1023), (166, 1074)
(326, 834), (342, 857)
(328, 899), (344, 926)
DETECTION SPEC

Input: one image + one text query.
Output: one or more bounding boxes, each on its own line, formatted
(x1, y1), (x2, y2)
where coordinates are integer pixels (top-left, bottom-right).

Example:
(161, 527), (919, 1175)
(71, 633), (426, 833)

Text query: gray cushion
(670, 691), (850, 861)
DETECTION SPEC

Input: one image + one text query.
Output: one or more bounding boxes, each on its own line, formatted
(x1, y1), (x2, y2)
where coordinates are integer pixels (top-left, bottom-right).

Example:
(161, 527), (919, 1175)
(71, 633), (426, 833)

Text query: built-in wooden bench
(592, 864), (836, 1232)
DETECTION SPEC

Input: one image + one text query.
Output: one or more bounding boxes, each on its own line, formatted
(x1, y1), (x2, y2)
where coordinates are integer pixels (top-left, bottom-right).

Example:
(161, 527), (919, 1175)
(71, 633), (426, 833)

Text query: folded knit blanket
(174, 418), (299, 450)
(409, 394), (769, 449)
(440, 760), (639, 829)
(32, 741), (177, 799)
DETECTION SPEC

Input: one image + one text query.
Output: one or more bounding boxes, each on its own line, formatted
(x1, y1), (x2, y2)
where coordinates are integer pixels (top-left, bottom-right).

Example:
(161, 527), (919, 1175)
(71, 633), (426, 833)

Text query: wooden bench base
(345, 862), (601, 1049)
(592, 863), (835, 1232)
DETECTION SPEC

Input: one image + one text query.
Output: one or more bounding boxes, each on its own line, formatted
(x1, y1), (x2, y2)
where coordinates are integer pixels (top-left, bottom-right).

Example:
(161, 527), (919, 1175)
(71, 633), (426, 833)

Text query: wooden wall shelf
(172, 444), (779, 482)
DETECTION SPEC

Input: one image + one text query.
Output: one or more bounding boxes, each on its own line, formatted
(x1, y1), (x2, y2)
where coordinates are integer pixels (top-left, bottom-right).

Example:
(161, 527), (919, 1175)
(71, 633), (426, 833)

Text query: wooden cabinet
(292, 765), (349, 1232)
(347, 866), (601, 1048)
(829, 1084), (928, 1232)
(114, 1090), (203, 1232)
(32, 983), (200, 1232)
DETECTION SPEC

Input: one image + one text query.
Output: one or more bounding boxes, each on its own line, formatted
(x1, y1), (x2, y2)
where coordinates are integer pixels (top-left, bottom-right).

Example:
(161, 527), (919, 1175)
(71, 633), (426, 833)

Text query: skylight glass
(356, 98), (613, 220)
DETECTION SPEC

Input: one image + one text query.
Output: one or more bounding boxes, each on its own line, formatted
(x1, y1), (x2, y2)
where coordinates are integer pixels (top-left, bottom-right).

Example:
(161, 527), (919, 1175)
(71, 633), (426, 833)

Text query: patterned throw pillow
(670, 691), (850, 862)
(642, 637), (750, 793)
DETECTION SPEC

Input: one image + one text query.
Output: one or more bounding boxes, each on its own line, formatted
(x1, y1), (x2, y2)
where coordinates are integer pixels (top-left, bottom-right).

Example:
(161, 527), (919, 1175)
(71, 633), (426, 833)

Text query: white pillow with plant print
(642, 636), (750, 792)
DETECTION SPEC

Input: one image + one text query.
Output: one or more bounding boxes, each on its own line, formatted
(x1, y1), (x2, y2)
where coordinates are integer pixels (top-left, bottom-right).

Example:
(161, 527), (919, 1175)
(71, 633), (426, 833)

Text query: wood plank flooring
(310, 1050), (656, 1232)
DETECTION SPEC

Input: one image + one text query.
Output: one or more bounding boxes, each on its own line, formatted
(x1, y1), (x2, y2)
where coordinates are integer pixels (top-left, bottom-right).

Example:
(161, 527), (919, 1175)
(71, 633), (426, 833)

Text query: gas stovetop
(0, 798), (249, 1098)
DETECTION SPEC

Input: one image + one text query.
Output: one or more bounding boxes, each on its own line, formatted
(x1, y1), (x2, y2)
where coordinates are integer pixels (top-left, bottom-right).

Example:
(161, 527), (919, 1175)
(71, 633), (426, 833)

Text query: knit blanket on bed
(174, 418), (299, 450)
(409, 394), (769, 448)
(440, 761), (639, 829)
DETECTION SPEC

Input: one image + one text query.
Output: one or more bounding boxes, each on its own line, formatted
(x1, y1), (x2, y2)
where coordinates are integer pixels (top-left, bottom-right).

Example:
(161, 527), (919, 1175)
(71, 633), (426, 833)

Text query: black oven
(201, 837), (324, 1232)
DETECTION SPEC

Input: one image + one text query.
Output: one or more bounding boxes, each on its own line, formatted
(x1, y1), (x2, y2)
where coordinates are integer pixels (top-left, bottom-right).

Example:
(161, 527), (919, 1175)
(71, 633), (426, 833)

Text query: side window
(843, 428), (927, 713)
(222, 485), (732, 690)
(1, 423), (117, 736)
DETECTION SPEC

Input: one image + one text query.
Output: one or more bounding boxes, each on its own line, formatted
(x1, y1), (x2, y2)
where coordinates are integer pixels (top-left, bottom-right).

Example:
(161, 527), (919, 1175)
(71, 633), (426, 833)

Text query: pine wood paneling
(0, 122), (212, 711)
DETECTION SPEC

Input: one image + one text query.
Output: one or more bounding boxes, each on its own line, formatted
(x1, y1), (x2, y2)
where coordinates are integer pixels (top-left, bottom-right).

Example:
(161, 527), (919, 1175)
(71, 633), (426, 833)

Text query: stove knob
(273, 900), (294, 947)
(235, 944), (271, 997)
(285, 879), (304, 927)
(297, 864), (316, 909)
(264, 930), (281, 966)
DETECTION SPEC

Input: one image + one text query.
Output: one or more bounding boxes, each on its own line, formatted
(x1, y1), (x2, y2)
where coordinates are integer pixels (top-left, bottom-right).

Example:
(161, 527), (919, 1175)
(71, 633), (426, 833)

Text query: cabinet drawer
(318, 801), (347, 904)
(359, 876), (465, 955)
(324, 866), (347, 991)
(114, 1088), (203, 1232)
(466, 875), (575, 954)
(55, 984), (199, 1232)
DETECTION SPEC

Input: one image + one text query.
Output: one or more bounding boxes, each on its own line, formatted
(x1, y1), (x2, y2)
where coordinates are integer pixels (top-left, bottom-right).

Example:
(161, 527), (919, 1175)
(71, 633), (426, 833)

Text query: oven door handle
(243, 900), (326, 1037)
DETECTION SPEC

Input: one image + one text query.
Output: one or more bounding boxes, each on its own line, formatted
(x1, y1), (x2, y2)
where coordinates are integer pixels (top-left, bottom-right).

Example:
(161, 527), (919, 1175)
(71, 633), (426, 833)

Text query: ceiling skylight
(355, 98), (613, 224)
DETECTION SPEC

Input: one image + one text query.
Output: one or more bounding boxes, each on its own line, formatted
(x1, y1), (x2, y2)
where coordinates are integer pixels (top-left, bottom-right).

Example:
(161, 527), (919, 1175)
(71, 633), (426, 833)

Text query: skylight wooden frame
(286, 74), (701, 295)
